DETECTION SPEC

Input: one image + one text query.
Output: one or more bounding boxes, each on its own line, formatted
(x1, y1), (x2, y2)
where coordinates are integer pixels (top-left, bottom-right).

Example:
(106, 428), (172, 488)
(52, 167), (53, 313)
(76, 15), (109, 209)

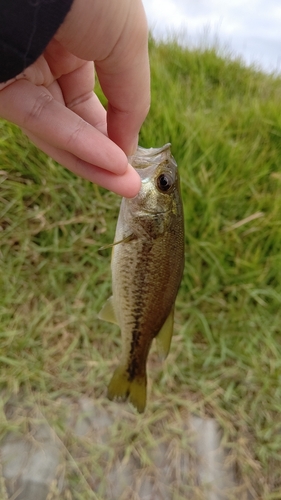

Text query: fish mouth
(141, 209), (170, 215)
(128, 143), (172, 168)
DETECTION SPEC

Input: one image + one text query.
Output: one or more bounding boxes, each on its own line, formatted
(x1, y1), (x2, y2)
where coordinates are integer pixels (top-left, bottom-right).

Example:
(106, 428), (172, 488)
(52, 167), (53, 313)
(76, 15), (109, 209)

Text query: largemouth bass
(98, 144), (184, 412)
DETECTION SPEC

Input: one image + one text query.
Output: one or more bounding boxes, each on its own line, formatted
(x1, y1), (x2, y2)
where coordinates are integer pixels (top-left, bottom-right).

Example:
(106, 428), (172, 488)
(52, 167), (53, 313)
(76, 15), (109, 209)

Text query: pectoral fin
(97, 296), (118, 325)
(99, 234), (135, 251)
(155, 306), (175, 359)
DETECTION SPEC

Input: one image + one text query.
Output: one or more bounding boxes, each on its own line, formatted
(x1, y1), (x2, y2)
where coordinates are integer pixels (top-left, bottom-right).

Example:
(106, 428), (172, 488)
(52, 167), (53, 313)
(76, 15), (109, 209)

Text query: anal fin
(97, 296), (118, 325)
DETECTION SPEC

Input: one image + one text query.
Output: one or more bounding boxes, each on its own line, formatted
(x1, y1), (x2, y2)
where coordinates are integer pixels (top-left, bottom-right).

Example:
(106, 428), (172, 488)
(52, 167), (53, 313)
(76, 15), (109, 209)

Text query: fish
(98, 144), (184, 412)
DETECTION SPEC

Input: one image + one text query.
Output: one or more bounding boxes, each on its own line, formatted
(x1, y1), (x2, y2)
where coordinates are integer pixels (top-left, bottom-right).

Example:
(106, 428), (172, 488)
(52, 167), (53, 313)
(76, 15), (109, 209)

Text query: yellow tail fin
(107, 365), (147, 413)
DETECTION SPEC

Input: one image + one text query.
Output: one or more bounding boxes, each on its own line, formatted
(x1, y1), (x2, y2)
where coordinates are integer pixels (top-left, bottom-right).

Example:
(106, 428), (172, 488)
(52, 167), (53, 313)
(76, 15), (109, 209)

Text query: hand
(0, 0), (150, 197)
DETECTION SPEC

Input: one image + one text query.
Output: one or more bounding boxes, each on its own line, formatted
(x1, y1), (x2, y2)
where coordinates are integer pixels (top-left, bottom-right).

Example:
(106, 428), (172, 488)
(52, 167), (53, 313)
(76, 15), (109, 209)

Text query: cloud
(143, 0), (188, 32)
(142, 0), (281, 72)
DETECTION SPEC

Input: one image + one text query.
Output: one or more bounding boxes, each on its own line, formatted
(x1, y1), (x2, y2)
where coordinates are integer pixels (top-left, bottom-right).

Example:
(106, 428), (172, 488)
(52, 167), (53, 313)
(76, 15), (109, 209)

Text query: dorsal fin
(155, 306), (175, 359)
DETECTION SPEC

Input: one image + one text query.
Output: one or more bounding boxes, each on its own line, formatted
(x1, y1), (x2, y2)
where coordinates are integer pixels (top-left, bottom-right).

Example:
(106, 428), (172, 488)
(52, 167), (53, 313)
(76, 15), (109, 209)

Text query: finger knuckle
(23, 91), (53, 126)
(66, 90), (93, 110)
(66, 118), (88, 148)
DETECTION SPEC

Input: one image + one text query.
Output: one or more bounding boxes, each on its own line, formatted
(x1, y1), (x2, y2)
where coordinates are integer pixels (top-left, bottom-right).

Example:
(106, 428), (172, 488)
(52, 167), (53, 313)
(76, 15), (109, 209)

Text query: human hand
(0, 0), (150, 197)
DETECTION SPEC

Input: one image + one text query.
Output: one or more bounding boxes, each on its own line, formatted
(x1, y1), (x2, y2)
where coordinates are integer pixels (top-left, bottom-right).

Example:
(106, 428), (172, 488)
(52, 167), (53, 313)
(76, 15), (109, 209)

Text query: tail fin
(107, 365), (147, 413)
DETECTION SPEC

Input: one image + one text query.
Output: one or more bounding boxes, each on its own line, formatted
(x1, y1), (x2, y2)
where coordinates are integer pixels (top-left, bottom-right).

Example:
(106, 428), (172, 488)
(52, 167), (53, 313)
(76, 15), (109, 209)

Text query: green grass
(1, 38), (281, 498)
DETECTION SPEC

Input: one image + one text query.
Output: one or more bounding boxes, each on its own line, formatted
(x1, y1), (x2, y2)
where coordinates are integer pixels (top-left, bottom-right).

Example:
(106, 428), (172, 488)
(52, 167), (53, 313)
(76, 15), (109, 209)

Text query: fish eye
(156, 173), (174, 193)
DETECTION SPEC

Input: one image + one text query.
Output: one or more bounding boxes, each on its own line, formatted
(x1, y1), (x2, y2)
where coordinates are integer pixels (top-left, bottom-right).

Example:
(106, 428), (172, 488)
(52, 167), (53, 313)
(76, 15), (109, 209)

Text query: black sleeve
(0, 0), (74, 83)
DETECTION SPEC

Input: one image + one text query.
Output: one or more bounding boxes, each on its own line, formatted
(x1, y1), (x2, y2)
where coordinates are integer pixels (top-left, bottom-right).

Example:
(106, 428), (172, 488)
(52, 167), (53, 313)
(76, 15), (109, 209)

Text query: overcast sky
(142, 0), (281, 73)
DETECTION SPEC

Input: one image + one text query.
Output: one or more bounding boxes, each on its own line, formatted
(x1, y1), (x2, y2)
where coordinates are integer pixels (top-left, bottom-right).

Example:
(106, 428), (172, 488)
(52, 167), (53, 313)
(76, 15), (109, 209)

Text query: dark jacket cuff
(0, 0), (74, 83)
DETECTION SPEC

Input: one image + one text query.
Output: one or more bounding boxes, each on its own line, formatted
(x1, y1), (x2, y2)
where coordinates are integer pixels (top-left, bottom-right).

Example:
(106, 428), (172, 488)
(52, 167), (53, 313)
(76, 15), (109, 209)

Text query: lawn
(1, 38), (281, 498)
